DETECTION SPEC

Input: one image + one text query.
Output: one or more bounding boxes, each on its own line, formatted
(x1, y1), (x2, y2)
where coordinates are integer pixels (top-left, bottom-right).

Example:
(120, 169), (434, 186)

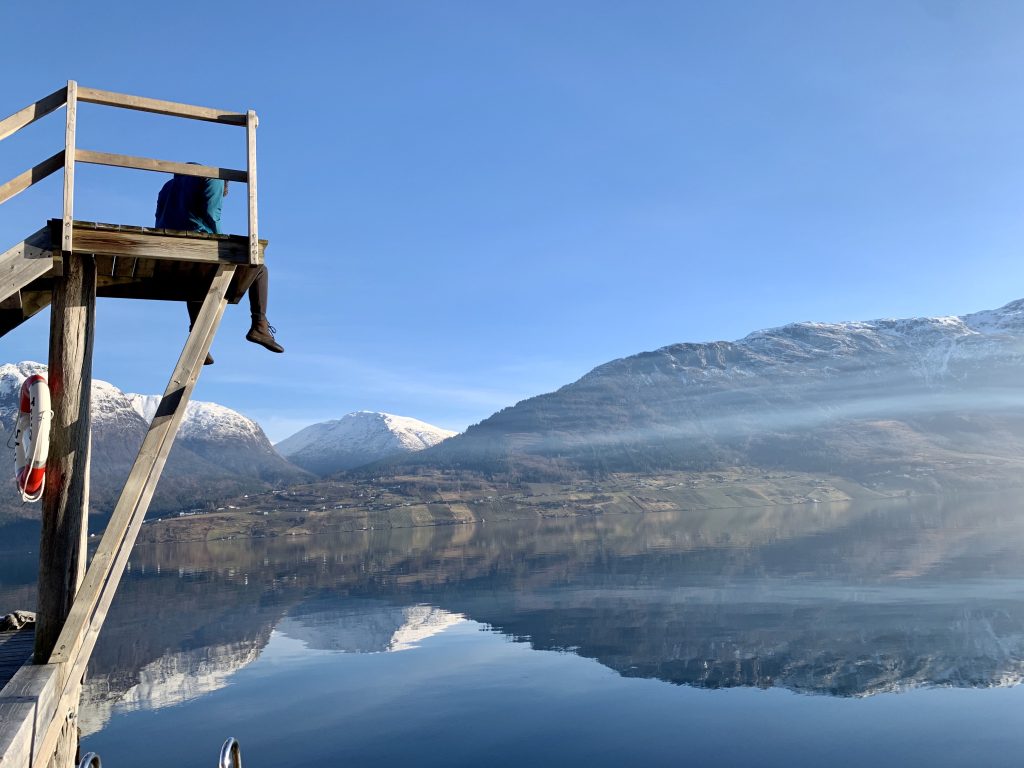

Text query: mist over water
(3, 494), (1024, 766)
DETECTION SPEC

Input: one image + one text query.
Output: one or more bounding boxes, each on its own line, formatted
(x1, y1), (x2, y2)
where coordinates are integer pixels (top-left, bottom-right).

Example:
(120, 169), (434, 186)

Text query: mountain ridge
(404, 298), (1024, 490)
(0, 361), (310, 523)
(276, 411), (456, 476)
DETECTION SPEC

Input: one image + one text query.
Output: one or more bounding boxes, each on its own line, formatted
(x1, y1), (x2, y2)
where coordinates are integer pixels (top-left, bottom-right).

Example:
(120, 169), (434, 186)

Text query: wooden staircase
(0, 81), (268, 768)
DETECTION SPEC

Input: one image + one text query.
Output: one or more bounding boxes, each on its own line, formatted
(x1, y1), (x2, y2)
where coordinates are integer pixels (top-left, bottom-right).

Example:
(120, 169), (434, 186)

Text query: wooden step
(0, 228), (55, 307)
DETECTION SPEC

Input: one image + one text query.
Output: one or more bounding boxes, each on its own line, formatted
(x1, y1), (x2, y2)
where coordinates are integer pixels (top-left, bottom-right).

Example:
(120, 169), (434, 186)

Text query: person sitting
(155, 170), (284, 364)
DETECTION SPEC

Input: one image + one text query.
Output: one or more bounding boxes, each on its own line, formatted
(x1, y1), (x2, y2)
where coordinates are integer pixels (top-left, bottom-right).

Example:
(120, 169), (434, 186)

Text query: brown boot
(246, 315), (284, 353)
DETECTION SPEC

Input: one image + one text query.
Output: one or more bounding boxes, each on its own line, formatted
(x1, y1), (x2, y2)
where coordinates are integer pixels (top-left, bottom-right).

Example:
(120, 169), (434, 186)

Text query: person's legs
(245, 264), (284, 353)
(186, 301), (214, 366)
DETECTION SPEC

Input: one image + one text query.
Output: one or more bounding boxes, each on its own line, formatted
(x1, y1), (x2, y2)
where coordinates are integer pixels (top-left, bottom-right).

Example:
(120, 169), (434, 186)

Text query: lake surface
(4, 494), (1024, 766)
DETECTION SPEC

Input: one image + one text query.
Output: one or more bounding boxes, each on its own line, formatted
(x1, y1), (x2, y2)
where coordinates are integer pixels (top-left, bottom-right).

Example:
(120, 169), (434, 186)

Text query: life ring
(15, 374), (51, 503)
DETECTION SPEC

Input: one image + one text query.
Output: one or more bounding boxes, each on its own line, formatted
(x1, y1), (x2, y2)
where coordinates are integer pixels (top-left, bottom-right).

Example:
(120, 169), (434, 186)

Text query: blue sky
(3, 1), (1024, 441)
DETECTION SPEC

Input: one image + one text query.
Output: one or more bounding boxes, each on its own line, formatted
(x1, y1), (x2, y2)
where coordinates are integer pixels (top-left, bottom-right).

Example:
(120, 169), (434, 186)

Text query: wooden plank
(0, 153), (65, 208)
(21, 291), (52, 318)
(95, 275), (140, 287)
(75, 150), (247, 183)
(132, 258), (155, 279)
(0, 87), (67, 143)
(111, 255), (137, 278)
(0, 293), (50, 337)
(0, 287), (53, 339)
(246, 110), (259, 265)
(0, 661), (59, 768)
(61, 82), (77, 254)
(96, 273), (213, 296)
(35, 254), (96, 666)
(76, 86), (247, 126)
(0, 630), (34, 690)
(0, 701), (35, 768)
(94, 256), (115, 277)
(36, 265), (237, 768)
(69, 226), (262, 265)
(95, 267), (247, 305)
(32, 247), (92, 768)
(62, 220), (267, 245)
(0, 229), (54, 306)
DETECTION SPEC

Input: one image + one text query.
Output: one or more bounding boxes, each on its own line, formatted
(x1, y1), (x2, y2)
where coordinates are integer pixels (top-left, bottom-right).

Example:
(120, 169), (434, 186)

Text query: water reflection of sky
(84, 618), (1024, 768)
(4, 493), (1024, 765)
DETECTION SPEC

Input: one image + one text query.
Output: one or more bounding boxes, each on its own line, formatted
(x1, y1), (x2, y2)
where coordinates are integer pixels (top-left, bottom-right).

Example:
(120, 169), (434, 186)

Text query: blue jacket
(155, 175), (225, 234)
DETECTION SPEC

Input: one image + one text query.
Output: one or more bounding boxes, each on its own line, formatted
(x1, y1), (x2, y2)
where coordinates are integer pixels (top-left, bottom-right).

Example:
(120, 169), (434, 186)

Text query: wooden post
(34, 254), (96, 662)
(32, 252), (94, 768)
(35, 78), (87, 664)
(246, 110), (258, 265)
(33, 83), (86, 768)
(61, 82), (76, 254)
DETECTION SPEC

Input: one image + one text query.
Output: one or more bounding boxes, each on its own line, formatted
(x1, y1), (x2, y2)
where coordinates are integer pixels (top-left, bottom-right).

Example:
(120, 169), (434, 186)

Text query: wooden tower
(0, 82), (267, 768)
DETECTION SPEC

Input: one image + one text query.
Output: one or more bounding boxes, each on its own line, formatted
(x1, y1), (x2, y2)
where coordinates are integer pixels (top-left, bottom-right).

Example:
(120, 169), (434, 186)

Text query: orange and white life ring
(15, 374), (51, 503)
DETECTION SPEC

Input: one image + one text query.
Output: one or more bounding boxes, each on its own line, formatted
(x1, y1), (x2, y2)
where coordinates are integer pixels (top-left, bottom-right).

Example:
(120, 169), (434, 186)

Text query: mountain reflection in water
(4, 493), (1024, 761)
(65, 495), (1024, 714)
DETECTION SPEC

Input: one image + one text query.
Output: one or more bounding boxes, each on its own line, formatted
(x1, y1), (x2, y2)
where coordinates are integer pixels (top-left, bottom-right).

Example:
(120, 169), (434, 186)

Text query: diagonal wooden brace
(32, 264), (237, 768)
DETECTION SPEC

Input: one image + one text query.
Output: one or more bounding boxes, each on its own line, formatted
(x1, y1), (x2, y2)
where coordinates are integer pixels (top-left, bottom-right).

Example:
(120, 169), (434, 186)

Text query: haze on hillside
(4, 2), (1024, 438)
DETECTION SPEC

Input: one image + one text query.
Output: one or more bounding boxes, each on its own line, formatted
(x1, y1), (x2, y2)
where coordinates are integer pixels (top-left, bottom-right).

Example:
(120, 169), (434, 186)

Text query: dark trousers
(187, 264), (269, 326)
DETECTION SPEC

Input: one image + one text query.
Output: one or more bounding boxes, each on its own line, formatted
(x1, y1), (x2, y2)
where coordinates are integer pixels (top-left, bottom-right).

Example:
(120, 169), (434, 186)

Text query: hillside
(408, 299), (1024, 492)
(0, 362), (310, 524)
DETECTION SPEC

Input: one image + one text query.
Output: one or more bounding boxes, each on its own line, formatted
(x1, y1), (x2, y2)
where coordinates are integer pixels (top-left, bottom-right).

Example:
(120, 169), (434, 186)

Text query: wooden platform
(0, 629), (34, 692)
(1, 82), (263, 768)
(0, 220), (267, 337)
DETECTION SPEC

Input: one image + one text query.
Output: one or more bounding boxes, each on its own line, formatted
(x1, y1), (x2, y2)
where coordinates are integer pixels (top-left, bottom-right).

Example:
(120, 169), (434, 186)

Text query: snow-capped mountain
(276, 411), (456, 476)
(0, 362), (309, 522)
(127, 394), (267, 444)
(80, 638), (265, 736)
(80, 599), (463, 736)
(420, 299), (1024, 490)
(278, 602), (464, 653)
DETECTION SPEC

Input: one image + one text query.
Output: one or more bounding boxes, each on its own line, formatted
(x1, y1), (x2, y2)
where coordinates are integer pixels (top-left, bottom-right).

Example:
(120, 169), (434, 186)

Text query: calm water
(5, 494), (1024, 766)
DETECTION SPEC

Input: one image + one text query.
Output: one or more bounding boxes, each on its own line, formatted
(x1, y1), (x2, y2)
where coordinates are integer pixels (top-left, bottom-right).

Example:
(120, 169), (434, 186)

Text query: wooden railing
(0, 82), (260, 768)
(0, 81), (260, 264)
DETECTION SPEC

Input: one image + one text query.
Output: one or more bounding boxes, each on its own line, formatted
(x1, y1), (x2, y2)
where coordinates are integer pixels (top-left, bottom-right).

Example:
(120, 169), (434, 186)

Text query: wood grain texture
(75, 150), (246, 183)
(0, 228), (54, 306)
(246, 110), (259, 265)
(0, 660), (59, 768)
(0, 153), (65, 208)
(0, 631), (34, 691)
(35, 254), (96, 665)
(68, 225), (261, 264)
(61, 83), (76, 255)
(0, 701), (34, 768)
(77, 86), (246, 126)
(0, 86), (67, 143)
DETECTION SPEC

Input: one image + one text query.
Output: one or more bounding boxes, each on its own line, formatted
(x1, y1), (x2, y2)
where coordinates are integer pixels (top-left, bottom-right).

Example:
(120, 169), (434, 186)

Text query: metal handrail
(70, 738), (241, 768)
(219, 737), (242, 768)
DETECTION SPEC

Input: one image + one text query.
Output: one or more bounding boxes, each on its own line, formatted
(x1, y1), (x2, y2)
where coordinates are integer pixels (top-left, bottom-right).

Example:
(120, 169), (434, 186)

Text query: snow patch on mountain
(275, 411), (456, 475)
(0, 362), (309, 521)
(0, 361), (46, 398)
(127, 394), (264, 442)
(574, 298), (1024, 391)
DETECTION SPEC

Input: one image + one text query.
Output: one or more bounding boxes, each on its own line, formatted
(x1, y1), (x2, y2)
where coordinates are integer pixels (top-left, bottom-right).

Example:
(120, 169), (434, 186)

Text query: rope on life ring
(14, 374), (51, 503)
